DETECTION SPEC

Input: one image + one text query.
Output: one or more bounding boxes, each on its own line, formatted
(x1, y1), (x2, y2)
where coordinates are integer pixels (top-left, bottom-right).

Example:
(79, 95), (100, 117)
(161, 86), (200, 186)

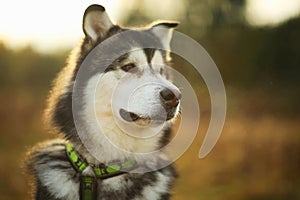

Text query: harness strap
(80, 176), (97, 200)
(65, 143), (137, 200)
(66, 143), (88, 172)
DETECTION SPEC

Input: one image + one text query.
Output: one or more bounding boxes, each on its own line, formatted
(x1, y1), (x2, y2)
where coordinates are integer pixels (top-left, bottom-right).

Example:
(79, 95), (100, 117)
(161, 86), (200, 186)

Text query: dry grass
(173, 114), (300, 200)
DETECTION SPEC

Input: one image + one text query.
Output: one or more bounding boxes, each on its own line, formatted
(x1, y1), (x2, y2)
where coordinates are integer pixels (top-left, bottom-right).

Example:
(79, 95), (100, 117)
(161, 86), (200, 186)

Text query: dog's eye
(121, 63), (137, 72)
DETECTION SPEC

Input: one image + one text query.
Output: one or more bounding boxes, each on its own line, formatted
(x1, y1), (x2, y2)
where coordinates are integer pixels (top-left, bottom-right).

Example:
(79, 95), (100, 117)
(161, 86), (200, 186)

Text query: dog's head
(50, 5), (181, 155)
(82, 4), (181, 125)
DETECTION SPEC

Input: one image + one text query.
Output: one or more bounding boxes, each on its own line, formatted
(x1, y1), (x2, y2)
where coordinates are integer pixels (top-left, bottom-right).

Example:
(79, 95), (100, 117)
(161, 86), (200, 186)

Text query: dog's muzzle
(119, 87), (181, 123)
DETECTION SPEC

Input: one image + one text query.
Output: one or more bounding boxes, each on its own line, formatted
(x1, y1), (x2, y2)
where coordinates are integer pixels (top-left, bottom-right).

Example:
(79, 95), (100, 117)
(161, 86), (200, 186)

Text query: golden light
(1, 0), (300, 52)
(246, 0), (300, 26)
(0, 0), (121, 52)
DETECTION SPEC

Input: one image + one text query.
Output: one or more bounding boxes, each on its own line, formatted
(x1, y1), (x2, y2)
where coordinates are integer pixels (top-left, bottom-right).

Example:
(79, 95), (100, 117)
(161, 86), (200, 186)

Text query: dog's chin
(119, 108), (176, 125)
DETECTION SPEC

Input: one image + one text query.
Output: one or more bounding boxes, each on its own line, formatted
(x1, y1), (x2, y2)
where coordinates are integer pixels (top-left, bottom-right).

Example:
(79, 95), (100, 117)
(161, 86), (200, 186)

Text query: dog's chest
(41, 167), (173, 200)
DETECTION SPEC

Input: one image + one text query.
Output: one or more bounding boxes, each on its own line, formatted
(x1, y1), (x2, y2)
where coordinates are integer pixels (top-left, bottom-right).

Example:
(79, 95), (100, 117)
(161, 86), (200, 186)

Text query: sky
(0, 0), (300, 52)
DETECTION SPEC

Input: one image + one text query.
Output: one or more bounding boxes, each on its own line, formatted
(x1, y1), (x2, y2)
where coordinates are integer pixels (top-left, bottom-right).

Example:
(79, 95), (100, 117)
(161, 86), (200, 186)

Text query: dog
(26, 4), (181, 200)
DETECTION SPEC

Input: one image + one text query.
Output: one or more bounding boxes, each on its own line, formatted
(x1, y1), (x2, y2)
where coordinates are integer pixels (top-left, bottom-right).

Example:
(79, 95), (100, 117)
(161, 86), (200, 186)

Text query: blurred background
(0, 0), (299, 199)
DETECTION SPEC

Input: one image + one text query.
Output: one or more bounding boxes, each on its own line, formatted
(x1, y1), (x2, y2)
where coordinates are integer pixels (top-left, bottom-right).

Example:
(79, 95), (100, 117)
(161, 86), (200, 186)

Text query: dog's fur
(26, 5), (181, 200)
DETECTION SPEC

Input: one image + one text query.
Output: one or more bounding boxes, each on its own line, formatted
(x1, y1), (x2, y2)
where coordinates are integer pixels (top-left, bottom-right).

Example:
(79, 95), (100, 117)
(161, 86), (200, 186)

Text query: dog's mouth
(119, 108), (144, 122)
(119, 108), (175, 123)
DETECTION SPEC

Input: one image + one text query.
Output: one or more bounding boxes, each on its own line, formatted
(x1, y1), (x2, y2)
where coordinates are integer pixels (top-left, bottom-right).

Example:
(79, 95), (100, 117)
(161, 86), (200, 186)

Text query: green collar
(65, 143), (137, 200)
(65, 143), (137, 178)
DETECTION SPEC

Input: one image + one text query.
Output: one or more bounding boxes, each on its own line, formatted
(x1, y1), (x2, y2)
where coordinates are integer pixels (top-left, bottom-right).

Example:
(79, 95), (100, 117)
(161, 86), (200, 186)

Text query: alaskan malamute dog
(27, 4), (181, 200)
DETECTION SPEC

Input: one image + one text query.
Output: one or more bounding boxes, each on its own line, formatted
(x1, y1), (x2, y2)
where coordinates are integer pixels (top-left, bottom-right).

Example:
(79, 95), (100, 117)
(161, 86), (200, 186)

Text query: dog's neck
(67, 119), (171, 168)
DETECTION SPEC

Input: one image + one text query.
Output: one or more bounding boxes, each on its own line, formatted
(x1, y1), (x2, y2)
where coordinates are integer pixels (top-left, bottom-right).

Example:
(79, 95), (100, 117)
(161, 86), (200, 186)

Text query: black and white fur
(26, 5), (181, 200)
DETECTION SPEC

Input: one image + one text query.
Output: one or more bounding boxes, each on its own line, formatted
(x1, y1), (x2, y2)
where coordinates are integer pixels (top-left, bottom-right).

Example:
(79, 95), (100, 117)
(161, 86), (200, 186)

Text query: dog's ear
(151, 21), (179, 49)
(83, 4), (114, 42)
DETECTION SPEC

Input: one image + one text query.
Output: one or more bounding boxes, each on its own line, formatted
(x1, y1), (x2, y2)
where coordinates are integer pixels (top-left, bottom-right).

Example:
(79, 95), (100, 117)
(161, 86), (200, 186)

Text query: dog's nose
(160, 88), (181, 107)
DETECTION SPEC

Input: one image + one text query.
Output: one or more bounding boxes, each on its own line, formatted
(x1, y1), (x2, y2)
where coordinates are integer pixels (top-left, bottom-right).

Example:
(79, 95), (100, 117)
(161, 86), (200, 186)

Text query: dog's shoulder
(26, 139), (70, 171)
(26, 139), (80, 199)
